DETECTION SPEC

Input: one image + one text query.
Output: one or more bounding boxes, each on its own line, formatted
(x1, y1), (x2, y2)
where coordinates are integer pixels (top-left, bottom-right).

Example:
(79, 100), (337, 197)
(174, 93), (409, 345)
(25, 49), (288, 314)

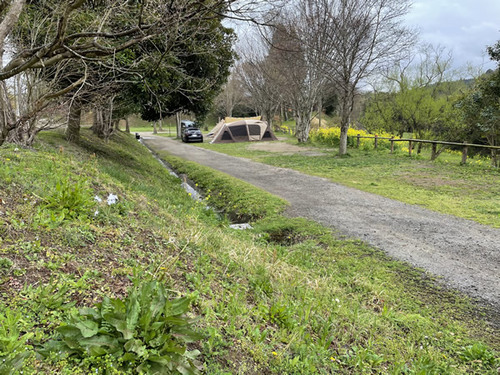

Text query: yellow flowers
(280, 125), (293, 134)
(310, 126), (400, 151)
(272, 351), (278, 356)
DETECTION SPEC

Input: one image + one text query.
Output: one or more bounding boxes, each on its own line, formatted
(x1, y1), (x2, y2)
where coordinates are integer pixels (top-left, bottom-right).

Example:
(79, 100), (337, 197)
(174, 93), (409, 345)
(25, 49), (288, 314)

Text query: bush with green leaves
(42, 281), (202, 374)
(34, 175), (95, 227)
(0, 309), (34, 373)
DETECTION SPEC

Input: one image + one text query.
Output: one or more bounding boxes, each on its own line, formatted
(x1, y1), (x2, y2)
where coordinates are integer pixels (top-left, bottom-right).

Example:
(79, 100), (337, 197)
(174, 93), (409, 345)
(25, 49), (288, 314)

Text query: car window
(181, 121), (195, 128)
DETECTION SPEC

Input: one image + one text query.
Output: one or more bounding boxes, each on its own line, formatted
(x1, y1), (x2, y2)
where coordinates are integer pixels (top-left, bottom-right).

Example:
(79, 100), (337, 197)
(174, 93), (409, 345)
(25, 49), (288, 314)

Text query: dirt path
(141, 135), (500, 313)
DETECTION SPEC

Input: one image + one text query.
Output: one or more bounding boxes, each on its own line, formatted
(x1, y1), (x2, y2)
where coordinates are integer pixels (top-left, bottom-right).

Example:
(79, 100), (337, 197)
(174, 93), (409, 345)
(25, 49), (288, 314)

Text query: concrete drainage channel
(138, 136), (253, 230)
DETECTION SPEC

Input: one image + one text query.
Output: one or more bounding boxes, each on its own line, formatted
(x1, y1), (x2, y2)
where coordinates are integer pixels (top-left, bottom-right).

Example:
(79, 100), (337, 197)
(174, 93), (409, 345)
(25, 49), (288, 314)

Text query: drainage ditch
(139, 137), (252, 230)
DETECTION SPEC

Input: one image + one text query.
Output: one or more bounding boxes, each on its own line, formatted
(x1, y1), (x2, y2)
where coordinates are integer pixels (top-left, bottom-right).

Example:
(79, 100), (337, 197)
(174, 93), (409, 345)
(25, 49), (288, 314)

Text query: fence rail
(354, 134), (499, 166)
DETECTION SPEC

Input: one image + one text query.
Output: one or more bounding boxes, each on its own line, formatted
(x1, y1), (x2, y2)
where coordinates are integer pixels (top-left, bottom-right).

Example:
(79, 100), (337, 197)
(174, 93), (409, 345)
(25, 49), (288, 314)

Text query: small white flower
(107, 194), (118, 205)
(94, 195), (102, 203)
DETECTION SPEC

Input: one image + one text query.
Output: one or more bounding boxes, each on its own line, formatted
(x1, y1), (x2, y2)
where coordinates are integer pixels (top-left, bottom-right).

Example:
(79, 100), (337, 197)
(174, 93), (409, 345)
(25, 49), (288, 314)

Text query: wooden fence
(354, 134), (500, 166)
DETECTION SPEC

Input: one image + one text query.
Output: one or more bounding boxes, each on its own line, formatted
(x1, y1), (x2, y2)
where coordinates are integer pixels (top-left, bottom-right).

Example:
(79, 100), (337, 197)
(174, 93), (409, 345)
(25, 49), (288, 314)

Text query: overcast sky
(405, 0), (500, 71)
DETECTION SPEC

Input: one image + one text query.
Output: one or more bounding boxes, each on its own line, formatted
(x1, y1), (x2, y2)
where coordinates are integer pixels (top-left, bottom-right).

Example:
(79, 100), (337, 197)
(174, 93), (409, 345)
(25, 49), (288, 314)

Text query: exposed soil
(141, 135), (500, 328)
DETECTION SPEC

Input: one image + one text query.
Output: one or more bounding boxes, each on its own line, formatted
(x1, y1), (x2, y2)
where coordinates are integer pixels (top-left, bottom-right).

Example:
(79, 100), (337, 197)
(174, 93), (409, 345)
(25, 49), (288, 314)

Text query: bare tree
(240, 2), (330, 142)
(311, 0), (415, 154)
(268, 3), (330, 142)
(238, 41), (281, 127)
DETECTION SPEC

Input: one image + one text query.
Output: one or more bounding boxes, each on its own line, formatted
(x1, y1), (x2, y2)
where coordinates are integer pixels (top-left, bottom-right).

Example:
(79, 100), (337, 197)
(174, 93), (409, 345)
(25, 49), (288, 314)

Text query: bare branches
(292, 0), (416, 153)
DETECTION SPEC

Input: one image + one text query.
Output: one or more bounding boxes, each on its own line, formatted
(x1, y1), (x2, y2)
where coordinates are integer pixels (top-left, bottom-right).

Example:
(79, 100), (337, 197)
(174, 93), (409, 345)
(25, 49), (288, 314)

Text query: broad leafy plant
(42, 281), (202, 374)
(34, 175), (95, 227)
(0, 309), (33, 374)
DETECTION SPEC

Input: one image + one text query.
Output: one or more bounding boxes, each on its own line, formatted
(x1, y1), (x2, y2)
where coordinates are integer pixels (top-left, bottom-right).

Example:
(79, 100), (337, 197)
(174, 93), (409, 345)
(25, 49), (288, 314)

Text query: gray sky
(405, 0), (500, 71)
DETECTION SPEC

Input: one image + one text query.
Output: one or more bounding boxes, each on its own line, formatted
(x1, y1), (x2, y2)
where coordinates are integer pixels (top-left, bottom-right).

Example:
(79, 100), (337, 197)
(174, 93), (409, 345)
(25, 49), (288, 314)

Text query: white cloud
(405, 0), (500, 71)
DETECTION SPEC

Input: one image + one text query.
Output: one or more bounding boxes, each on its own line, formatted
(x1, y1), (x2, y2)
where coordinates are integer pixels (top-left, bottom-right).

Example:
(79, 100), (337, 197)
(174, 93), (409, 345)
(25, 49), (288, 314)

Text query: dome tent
(208, 119), (278, 144)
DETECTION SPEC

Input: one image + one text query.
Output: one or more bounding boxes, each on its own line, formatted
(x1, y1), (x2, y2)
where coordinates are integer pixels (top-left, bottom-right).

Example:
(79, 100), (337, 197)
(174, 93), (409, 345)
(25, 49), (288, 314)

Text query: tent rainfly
(208, 119), (278, 144)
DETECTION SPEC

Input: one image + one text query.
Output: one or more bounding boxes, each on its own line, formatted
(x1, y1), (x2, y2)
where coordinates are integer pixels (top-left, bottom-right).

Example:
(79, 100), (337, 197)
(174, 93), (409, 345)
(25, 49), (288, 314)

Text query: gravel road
(141, 135), (500, 314)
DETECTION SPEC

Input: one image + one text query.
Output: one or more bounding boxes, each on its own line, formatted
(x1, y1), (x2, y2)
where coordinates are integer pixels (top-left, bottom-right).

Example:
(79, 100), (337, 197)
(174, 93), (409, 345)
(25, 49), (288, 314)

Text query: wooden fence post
(461, 143), (468, 164)
(374, 134), (378, 149)
(390, 137), (394, 154)
(357, 134), (360, 148)
(408, 141), (412, 156)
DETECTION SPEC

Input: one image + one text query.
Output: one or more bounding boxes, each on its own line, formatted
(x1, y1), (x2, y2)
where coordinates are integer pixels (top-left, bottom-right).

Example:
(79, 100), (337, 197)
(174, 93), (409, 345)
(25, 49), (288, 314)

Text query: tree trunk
(66, 101), (82, 143)
(295, 110), (311, 142)
(92, 97), (116, 140)
(318, 94), (322, 129)
(279, 103), (284, 127)
(91, 110), (98, 131)
(125, 117), (130, 133)
(263, 106), (274, 131)
(431, 145), (445, 161)
(0, 79), (18, 146)
(176, 112), (181, 138)
(92, 107), (106, 138)
(153, 121), (157, 134)
(338, 88), (354, 155)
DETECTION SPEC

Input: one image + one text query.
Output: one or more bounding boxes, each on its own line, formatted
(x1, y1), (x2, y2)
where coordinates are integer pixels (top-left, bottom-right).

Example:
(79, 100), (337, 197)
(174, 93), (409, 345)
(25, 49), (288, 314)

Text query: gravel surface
(142, 135), (500, 314)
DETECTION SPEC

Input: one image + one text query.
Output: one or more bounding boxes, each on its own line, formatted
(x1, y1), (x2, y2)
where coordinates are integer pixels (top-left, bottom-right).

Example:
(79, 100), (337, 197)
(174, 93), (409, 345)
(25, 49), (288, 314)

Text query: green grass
(161, 155), (287, 222)
(0, 129), (498, 374)
(195, 141), (500, 228)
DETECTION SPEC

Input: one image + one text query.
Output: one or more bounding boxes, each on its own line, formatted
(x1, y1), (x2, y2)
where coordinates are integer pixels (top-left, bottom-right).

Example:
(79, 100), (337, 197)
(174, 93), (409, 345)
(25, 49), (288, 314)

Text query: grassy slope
(195, 140), (500, 228)
(0, 130), (498, 374)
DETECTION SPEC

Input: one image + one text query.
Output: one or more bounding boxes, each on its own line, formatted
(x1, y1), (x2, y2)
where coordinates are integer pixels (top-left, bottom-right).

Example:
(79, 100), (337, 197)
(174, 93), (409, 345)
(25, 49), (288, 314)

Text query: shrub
(42, 281), (202, 374)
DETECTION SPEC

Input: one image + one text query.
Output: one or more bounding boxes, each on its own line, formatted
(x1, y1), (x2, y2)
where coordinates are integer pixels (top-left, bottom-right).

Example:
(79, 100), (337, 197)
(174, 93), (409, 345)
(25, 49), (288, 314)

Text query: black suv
(181, 120), (203, 143)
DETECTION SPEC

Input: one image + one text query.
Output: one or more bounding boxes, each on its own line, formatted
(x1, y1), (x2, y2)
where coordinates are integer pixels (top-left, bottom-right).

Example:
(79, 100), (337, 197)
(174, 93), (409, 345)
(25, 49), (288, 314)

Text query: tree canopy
(0, 0), (242, 145)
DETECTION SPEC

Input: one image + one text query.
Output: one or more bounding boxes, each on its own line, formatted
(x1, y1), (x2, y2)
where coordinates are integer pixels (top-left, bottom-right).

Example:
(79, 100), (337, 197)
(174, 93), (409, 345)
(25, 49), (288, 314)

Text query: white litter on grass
(94, 195), (102, 203)
(107, 194), (118, 205)
(229, 223), (253, 230)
